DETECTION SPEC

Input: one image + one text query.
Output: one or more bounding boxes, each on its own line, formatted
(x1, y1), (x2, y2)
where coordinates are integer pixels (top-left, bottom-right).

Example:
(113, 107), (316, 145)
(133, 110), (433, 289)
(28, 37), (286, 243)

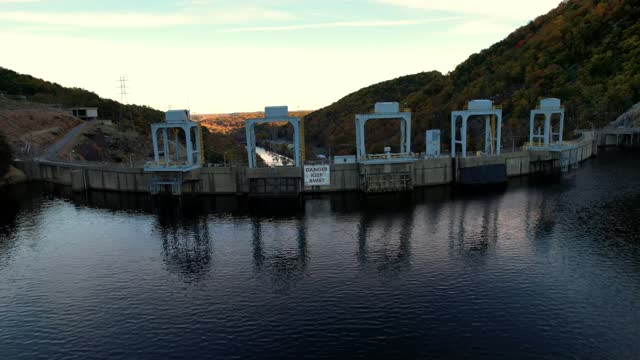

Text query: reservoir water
(1, 149), (639, 359)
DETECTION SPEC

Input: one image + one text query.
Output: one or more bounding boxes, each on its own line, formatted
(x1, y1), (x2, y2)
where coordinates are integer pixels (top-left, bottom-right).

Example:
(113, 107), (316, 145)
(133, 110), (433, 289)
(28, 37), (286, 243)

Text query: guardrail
(462, 105), (503, 110)
(523, 141), (546, 148)
(367, 108), (412, 114)
(363, 152), (413, 161)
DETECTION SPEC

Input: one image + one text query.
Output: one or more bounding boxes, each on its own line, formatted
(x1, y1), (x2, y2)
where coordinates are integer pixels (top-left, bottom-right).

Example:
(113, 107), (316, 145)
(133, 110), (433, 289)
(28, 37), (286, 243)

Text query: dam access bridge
(600, 128), (640, 147)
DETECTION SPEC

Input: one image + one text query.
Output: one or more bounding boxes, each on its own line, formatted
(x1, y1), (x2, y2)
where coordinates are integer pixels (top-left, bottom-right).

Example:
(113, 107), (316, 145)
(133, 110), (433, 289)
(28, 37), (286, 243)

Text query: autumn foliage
(304, 0), (640, 154)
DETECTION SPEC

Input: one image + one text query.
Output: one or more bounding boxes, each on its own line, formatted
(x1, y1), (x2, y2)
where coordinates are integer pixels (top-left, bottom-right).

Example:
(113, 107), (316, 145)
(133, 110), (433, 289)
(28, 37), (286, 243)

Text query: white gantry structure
(529, 98), (565, 147)
(355, 102), (412, 163)
(451, 100), (502, 158)
(146, 109), (203, 172)
(245, 106), (301, 168)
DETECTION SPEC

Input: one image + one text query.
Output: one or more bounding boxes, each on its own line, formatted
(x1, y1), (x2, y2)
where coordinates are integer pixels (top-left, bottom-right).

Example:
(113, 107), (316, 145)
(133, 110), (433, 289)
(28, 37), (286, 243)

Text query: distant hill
(195, 110), (312, 135)
(195, 110), (314, 163)
(304, 0), (640, 154)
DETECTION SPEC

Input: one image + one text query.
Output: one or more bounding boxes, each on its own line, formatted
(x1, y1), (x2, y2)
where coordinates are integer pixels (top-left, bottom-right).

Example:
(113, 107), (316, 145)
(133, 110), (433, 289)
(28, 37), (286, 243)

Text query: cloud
(0, 7), (292, 28)
(199, 7), (292, 23)
(451, 20), (514, 35)
(175, 0), (220, 5)
(374, 0), (562, 21)
(225, 17), (459, 32)
(175, 0), (292, 22)
(0, 11), (191, 28)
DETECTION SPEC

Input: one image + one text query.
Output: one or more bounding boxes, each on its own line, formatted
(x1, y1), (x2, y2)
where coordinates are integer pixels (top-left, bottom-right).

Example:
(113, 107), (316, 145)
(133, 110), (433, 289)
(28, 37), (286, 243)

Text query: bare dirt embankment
(67, 124), (152, 164)
(0, 98), (152, 164)
(0, 98), (82, 155)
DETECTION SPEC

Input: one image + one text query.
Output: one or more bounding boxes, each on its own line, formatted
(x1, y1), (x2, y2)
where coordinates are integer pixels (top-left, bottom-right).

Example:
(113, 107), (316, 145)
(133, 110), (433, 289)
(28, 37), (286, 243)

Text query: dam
(14, 99), (600, 196)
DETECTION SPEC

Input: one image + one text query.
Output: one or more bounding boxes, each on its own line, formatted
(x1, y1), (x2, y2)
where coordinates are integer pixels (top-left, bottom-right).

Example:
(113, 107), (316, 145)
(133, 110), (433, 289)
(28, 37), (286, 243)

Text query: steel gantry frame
(147, 109), (203, 172)
(355, 102), (412, 163)
(529, 98), (565, 147)
(451, 100), (502, 158)
(245, 106), (301, 168)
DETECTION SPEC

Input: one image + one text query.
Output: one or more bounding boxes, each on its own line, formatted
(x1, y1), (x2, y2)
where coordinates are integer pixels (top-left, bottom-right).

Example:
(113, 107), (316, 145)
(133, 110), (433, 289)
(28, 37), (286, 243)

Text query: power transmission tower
(117, 76), (129, 126)
(119, 76), (129, 104)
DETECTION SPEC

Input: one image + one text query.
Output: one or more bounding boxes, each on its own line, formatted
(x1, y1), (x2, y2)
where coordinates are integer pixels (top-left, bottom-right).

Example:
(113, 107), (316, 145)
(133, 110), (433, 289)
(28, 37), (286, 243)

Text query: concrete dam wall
(15, 134), (597, 195)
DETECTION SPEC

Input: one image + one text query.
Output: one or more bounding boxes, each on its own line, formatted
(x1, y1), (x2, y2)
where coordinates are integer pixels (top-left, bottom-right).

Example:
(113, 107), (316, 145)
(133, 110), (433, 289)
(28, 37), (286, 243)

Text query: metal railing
(367, 108), (412, 114)
(462, 105), (502, 110)
(523, 141), (546, 148)
(362, 152), (413, 161)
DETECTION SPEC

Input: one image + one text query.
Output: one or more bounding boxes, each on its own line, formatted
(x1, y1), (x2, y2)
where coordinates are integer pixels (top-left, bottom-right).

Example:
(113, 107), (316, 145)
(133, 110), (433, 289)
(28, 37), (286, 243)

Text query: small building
(69, 107), (98, 121)
(425, 130), (441, 159)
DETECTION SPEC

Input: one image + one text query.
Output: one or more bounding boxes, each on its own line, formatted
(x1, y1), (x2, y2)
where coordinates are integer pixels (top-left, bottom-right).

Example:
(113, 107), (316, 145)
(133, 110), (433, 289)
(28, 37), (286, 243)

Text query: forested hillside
(0, 67), (163, 134)
(0, 68), (242, 163)
(305, 0), (640, 154)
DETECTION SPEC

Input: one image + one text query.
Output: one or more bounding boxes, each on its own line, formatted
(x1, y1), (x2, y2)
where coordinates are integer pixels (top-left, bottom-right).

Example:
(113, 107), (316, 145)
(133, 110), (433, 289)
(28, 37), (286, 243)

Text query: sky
(0, 0), (562, 113)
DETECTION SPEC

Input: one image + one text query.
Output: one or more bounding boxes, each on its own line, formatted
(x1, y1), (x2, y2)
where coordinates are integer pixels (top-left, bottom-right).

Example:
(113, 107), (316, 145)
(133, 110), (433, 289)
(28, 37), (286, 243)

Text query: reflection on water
(155, 206), (213, 281)
(1, 149), (640, 359)
(0, 192), (20, 270)
(448, 199), (495, 256)
(251, 215), (308, 292)
(357, 201), (413, 275)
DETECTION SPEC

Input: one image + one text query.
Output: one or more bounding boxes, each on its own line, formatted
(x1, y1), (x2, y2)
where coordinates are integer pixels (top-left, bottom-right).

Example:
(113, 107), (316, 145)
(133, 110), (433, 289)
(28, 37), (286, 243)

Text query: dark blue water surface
(1, 149), (639, 359)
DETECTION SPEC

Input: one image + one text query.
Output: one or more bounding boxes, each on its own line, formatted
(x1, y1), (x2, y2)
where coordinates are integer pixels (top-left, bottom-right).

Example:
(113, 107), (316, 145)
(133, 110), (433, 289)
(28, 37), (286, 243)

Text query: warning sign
(304, 165), (331, 186)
